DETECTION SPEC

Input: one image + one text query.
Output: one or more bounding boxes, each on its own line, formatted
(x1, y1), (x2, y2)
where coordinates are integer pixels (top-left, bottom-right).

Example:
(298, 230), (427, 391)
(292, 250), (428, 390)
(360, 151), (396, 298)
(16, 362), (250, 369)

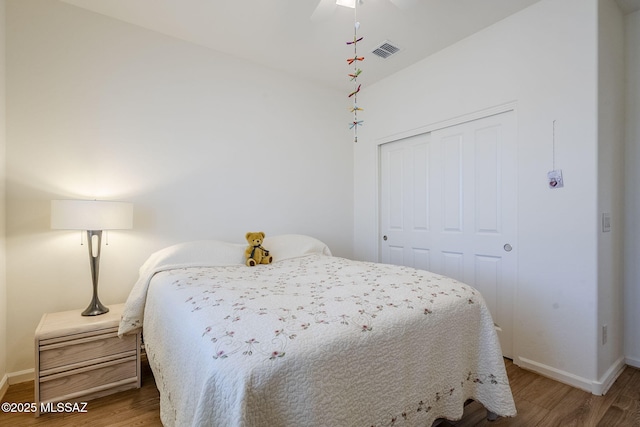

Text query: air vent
(371, 41), (401, 59)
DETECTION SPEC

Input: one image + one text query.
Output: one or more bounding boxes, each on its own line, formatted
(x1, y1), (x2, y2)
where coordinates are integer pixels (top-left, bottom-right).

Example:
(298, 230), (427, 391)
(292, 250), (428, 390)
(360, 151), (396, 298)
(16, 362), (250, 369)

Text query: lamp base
(82, 298), (109, 316)
(82, 229), (109, 316)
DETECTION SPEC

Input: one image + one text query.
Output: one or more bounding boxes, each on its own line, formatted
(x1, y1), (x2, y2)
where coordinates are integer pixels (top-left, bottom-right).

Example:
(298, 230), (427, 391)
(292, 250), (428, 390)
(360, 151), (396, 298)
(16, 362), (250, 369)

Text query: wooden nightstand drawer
(35, 304), (141, 416)
(39, 356), (138, 403)
(40, 330), (136, 372)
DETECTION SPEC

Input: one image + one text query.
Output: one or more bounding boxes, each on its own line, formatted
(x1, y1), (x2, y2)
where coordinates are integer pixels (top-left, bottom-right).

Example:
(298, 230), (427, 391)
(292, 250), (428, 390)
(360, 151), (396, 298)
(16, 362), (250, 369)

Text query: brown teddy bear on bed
(244, 231), (273, 266)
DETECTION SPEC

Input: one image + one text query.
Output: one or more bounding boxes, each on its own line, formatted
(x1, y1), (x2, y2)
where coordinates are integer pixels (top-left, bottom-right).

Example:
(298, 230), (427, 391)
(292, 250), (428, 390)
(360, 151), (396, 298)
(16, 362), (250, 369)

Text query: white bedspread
(120, 242), (516, 426)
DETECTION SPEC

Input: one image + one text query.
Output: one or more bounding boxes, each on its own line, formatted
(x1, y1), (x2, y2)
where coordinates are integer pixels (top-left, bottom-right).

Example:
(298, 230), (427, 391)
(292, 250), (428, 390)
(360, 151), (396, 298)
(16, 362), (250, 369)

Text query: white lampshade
(51, 200), (133, 231)
(336, 0), (356, 7)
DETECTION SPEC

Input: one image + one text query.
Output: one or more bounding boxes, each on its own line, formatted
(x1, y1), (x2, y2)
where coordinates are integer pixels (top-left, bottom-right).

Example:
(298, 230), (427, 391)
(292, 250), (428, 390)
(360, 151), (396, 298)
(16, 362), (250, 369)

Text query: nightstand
(34, 303), (141, 416)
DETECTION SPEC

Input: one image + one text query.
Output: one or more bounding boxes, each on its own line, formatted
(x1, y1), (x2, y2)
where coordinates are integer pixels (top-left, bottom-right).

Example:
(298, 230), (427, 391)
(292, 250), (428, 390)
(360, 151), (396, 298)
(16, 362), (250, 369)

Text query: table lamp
(51, 200), (133, 316)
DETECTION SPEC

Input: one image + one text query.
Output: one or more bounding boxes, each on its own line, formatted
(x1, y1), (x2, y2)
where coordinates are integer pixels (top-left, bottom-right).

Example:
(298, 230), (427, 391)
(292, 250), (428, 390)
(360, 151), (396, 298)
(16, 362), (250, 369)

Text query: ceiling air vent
(371, 41), (401, 59)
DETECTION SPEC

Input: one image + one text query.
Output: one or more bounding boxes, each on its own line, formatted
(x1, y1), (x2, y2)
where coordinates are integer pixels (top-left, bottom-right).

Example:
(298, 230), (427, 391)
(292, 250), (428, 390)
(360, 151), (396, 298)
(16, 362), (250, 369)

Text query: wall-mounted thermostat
(547, 169), (564, 189)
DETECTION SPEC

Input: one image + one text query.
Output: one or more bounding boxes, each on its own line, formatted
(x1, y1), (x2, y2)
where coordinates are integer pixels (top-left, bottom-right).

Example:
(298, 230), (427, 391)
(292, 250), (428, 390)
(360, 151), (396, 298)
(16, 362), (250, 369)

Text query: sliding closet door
(379, 110), (517, 358)
(379, 132), (432, 271)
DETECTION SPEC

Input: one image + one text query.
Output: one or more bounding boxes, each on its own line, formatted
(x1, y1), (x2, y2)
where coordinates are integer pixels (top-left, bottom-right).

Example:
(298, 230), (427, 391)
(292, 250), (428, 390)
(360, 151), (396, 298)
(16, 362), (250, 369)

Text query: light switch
(602, 213), (611, 232)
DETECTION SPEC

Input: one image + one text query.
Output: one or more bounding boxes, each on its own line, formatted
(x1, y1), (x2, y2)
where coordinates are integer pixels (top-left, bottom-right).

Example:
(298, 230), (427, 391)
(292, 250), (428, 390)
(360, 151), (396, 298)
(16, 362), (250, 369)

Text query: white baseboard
(0, 369), (34, 401)
(516, 357), (593, 392)
(625, 356), (640, 369)
(0, 374), (8, 401)
(592, 357), (626, 396)
(8, 368), (34, 385)
(516, 356), (627, 396)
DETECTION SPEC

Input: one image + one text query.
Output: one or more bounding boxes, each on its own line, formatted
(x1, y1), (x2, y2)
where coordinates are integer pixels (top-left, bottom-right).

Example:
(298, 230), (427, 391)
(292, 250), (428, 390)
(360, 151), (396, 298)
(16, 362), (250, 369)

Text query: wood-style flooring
(2, 358), (639, 426)
(444, 360), (640, 427)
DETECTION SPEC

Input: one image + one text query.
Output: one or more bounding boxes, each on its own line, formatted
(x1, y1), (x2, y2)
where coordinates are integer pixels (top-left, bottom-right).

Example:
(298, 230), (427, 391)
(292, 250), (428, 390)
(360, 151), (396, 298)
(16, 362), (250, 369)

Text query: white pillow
(139, 235), (331, 275)
(262, 234), (332, 261)
(139, 240), (246, 275)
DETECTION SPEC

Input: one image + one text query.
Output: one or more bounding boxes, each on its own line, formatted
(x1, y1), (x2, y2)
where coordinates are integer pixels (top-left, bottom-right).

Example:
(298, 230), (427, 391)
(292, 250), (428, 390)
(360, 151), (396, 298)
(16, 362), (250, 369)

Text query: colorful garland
(347, 3), (363, 143)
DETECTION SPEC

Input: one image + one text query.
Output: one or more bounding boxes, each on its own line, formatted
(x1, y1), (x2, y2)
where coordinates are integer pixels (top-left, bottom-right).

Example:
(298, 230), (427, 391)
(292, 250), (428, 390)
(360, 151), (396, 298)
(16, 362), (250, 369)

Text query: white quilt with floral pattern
(121, 249), (516, 426)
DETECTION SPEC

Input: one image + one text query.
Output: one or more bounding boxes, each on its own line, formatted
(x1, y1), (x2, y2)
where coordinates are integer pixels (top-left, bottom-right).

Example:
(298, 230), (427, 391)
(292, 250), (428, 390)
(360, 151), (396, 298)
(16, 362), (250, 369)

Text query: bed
(118, 234), (516, 427)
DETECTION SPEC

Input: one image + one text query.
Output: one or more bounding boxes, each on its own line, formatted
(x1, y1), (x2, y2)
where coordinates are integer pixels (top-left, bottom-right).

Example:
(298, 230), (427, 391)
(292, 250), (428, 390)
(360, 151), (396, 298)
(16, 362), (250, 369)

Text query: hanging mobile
(346, 1), (363, 143)
(547, 120), (564, 189)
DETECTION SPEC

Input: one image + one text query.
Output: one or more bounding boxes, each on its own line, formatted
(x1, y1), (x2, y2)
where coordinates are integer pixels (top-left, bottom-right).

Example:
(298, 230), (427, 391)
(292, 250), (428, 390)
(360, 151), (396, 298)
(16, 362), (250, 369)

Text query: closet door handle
(503, 243), (513, 252)
(383, 235), (388, 241)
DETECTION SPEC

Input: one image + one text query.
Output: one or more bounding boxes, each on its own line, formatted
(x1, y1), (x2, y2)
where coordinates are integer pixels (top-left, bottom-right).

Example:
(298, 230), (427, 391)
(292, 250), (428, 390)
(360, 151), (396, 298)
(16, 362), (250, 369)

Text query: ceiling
(59, 0), (640, 91)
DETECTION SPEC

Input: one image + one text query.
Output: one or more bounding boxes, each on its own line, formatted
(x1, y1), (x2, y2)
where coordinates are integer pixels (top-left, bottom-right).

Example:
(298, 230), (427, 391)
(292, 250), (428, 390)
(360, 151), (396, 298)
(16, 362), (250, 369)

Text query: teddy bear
(244, 231), (273, 266)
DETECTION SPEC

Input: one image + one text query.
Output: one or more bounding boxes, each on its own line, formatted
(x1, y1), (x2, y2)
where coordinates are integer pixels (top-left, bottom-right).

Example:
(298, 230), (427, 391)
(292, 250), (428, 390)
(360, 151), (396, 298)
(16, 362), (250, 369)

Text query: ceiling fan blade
(311, 0), (338, 22)
(390, 0), (419, 11)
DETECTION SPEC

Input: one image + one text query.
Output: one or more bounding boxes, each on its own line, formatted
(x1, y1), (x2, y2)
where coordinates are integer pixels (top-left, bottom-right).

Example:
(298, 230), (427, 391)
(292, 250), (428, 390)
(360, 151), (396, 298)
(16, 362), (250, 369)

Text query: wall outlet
(602, 324), (608, 345)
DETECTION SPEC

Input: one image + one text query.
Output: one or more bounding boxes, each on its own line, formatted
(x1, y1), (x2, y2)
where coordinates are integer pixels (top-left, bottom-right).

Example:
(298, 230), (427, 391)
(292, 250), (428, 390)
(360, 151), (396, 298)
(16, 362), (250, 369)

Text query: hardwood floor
(1, 358), (161, 426)
(2, 358), (639, 426)
(443, 360), (640, 427)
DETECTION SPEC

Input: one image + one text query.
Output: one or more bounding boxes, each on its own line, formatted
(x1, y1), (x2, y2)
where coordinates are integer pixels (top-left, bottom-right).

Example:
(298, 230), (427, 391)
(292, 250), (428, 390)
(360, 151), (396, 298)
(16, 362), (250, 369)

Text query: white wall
(355, 0), (607, 389)
(0, 0), (8, 397)
(5, 0), (637, 391)
(597, 0), (626, 382)
(5, 0), (353, 373)
(624, 9), (640, 368)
